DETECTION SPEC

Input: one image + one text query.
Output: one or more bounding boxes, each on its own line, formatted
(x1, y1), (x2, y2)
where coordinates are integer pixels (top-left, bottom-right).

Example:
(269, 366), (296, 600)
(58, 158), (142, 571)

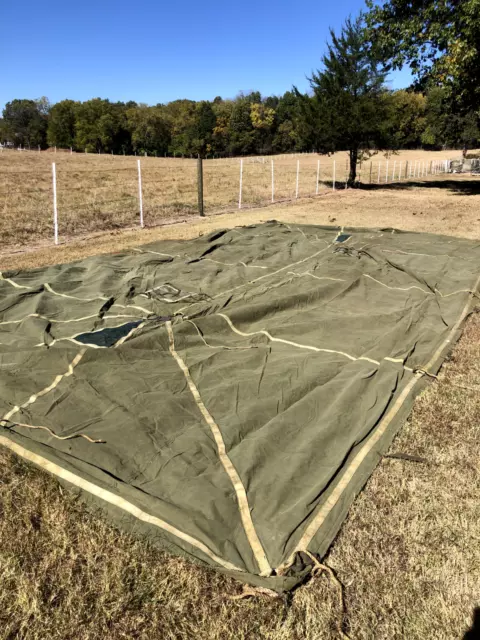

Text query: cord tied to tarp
(302, 550), (351, 640)
(0, 419), (105, 444)
(228, 585), (280, 600)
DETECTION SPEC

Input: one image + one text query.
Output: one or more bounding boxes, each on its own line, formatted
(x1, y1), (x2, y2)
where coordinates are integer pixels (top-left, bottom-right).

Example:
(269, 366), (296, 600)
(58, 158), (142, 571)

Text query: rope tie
(414, 368), (480, 392)
(229, 585), (280, 600)
(302, 550), (351, 640)
(414, 368), (438, 379)
(1, 419), (104, 444)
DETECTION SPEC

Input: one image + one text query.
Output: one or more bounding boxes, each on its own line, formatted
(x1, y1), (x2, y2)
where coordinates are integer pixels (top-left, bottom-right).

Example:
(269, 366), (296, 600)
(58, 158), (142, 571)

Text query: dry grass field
(0, 148), (455, 248)
(0, 156), (479, 640)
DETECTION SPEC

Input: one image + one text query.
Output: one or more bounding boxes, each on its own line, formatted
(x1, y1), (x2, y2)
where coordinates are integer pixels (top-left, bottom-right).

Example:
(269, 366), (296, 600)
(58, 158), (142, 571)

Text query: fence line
(0, 153), (454, 246)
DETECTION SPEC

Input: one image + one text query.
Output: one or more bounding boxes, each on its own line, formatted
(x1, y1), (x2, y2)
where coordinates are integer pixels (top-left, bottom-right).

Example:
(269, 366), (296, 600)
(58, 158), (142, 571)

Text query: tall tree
(366, 0), (480, 112)
(390, 90), (427, 149)
(227, 96), (256, 155)
(189, 101), (216, 156)
(421, 87), (479, 155)
(47, 99), (78, 149)
(212, 99), (234, 155)
(2, 99), (49, 148)
(297, 16), (391, 185)
(74, 99), (126, 153)
(126, 105), (170, 154)
(162, 99), (196, 156)
(273, 91), (304, 152)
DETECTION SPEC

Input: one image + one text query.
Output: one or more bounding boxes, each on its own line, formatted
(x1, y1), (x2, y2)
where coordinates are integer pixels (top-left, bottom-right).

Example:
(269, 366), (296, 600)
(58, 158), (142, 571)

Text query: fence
(0, 150), (452, 247)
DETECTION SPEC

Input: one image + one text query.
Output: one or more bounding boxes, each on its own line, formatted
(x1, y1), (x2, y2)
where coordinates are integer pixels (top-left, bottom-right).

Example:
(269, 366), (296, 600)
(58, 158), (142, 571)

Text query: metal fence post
(137, 159), (144, 228)
(271, 159), (275, 203)
(197, 155), (204, 217)
(238, 158), (243, 209)
(52, 162), (58, 245)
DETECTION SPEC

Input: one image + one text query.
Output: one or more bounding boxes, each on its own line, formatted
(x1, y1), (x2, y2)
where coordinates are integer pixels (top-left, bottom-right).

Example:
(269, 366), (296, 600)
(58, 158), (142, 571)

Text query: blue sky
(0, 0), (412, 111)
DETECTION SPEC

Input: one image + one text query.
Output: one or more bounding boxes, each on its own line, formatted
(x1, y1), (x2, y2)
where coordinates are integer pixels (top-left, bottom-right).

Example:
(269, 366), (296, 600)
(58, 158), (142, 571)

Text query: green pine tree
(297, 16), (392, 186)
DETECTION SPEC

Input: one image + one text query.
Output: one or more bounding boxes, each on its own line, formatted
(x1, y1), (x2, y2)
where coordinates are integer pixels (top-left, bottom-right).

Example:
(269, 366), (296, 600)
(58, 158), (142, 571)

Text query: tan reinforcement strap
(0, 435), (243, 573)
(2, 350), (86, 423)
(217, 312), (414, 372)
(217, 312), (380, 365)
(279, 272), (480, 570)
(0, 343), (243, 573)
(166, 320), (272, 577)
(0, 312), (142, 326)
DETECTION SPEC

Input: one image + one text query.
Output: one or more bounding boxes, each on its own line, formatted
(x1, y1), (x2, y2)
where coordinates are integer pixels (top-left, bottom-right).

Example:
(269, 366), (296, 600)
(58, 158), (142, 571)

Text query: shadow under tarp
(1, 221), (479, 591)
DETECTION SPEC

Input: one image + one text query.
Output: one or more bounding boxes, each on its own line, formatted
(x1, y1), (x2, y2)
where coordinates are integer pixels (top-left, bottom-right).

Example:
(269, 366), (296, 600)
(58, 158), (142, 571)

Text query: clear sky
(0, 0), (412, 111)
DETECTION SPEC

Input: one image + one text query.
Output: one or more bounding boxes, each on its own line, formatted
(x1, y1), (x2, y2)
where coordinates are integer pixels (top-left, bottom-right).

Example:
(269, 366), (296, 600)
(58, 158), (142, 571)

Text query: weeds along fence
(0, 150), (451, 247)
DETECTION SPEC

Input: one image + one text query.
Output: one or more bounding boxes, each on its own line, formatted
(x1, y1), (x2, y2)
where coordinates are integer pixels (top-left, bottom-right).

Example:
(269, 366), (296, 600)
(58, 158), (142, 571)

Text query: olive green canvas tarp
(1, 221), (479, 591)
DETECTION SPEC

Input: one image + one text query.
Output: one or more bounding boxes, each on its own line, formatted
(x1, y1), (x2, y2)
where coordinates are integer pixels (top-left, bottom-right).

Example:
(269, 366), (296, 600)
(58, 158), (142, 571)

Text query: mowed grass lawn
(1, 177), (479, 640)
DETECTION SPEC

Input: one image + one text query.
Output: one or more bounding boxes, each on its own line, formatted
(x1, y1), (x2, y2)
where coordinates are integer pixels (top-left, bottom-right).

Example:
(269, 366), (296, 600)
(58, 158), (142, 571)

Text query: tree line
(1, 86), (476, 158)
(1, 0), (478, 185)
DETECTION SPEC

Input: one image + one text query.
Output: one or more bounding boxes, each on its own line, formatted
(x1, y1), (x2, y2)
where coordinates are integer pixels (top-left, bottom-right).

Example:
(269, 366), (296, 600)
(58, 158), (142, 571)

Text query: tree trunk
(348, 148), (358, 186)
(462, 145), (468, 159)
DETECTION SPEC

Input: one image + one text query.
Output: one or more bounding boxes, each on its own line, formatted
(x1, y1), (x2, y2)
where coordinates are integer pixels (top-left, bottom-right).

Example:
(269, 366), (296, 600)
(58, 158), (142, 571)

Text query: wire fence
(0, 150), (452, 248)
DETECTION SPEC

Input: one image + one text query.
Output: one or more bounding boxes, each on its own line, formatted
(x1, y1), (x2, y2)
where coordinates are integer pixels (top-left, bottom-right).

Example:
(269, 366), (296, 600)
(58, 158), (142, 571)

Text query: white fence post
(238, 158), (243, 209)
(398, 161), (402, 180)
(377, 162), (381, 184)
(316, 159), (320, 195)
(333, 160), (336, 191)
(137, 159), (144, 228)
(392, 160), (396, 182)
(295, 160), (300, 198)
(385, 160), (389, 183)
(271, 159), (274, 203)
(52, 162), (58, 245)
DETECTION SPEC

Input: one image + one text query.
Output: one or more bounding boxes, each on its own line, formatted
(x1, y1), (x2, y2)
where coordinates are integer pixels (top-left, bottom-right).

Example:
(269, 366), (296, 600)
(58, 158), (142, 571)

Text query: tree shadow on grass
(357, 179), (480, 196)
(464, 607), (480, 639)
